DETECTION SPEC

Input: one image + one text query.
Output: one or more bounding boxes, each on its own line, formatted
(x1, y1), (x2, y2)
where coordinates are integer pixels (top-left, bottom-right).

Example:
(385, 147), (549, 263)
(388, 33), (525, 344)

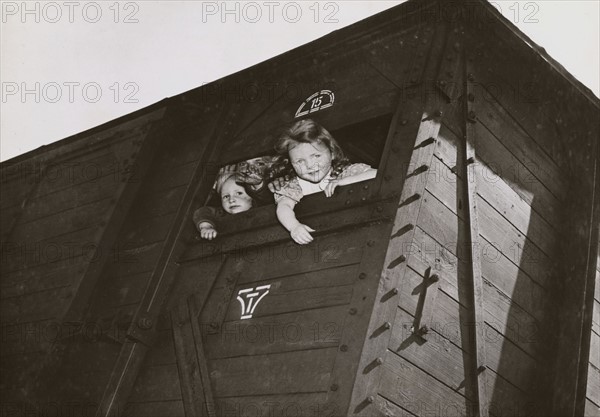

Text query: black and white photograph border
(1, 1), (599, 417)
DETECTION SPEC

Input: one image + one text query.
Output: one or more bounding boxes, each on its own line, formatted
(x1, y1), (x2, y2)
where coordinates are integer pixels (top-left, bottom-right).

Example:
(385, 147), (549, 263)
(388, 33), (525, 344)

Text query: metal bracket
(413, 267), (440, 341)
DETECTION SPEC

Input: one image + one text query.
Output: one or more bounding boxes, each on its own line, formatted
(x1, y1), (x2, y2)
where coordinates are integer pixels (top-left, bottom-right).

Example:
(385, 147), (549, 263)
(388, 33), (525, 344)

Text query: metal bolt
(137, 317), (153, 330)
(468, 73), (475, 82)
(383, 322), (391, 330)
(361, 197), (367, 202)
(359, 273), (367, 280)
(349, 308), (357, 315)
(375, 357), (384, 365)
(438, 80), (447, 87)
(367, 396), (375, 403)
(340, 345), (348, 352)
(391, 288), (399, 295)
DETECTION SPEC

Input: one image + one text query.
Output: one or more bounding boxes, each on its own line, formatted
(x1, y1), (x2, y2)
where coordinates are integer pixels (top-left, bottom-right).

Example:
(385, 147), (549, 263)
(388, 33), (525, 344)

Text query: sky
(1, 1), (599, 162)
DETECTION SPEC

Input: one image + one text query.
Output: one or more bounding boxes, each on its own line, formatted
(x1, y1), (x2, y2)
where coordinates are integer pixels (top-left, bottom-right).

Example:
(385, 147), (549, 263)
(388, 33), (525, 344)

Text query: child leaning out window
(270, 119), (377, 245)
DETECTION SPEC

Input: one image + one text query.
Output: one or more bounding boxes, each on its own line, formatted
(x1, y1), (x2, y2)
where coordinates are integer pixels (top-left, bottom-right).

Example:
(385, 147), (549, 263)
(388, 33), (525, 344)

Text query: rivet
(137, 317), (153, 330)
(359, 273), (367, 280)
(376, 357), (384, 365)
(363, 185), (369, 190)
(401, 120), (408, 126)
(340, 344), (348, 352)
(331, 384), (339, 391)
(438, 80), (447, 87)
(361, 197), (367, 202)
(383, 322), (391, 330)
(468, 73), (475, 82)
(349, 308), (357, 315)
(367, 396), (375, 403)
(345, 200), (351, 205)
(391, 288), (399, 295)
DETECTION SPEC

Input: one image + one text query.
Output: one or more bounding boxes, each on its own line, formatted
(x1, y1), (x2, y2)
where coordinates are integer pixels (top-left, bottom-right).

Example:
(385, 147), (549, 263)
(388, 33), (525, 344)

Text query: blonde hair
(274, 119), (350, 178)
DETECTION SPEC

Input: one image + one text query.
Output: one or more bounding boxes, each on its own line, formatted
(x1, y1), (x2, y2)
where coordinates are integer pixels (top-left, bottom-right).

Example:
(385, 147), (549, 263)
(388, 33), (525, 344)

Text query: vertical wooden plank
(95, 99), (242, 417)
(171, 297), (217, 417)
(345, 25), (457, 416)
(464, 57), (489, 417)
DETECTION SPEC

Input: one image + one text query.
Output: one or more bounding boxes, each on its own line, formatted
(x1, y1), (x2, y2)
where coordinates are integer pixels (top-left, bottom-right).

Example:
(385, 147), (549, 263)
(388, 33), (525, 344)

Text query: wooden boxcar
(1, 1), (599, 416)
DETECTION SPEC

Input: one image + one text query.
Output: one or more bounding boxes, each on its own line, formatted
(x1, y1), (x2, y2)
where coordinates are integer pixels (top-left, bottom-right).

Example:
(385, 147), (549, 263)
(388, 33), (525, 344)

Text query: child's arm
(324, 168), (378, 197)
(193, 206), (219, 240)
(276, 196), (315, 245)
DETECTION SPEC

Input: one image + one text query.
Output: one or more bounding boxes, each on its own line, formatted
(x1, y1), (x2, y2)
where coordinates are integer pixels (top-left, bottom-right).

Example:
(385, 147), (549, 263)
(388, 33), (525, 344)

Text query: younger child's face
(289, 142), (332, 183)
(220, 177), (253, 214)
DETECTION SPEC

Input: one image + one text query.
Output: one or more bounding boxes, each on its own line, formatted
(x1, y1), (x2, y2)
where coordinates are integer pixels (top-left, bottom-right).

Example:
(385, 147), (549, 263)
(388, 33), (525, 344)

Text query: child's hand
(197, 222), (217, 240)
(323, 179), (341, 197)
(290, 223), (315, 245)
(268, 175), (292, 193)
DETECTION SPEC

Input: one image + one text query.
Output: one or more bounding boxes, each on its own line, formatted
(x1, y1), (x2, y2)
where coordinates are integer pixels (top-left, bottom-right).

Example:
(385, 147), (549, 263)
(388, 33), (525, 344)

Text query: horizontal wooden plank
(473, 121), (562, 227)
(124, 401), (185, 417)
(211, 393), (331, 417)
(1, 286), (70, 323)
(209, 347), (336, 397)
(14, 172), (120, 221)
(378, 350), (472, 416)
(591, 330), (600, 370)
(585, 398), (600, 417)
(418, 190), (552, 322)
(129, 363), (182, 402)
(588, 363), (600, 406)
(206, 305), (346, 359)
(474, 86), (567, 201)
(10, 197), (113, 244)
(1, 262), (79, 299)
(389, 306), (469, 397)
(225, 284), (354, 322)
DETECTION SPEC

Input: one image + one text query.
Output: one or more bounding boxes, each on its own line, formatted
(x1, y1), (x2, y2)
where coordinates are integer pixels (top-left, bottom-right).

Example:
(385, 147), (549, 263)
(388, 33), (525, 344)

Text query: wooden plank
(585, 399), (600, 417)
(378, 351), (472, 416)
(206, 305), (345, 359)
(211, 393), (331, 417)
(473, 122), (561, 227)
(425, 157), (556, 287)
(472, 83), (567, 201)
(588, 363), (600, 406)
(123, 401), (185, 417)
(419, 191), (550, 322)
(10, 197), (112, 242)
(128, 363), (182, 402)
(209, 347), (337, 397)
(590, 330), (600, 369)
(346, 26), (452, 408)
(171, 299), (215, 417)
(389, 306), (470, 396)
